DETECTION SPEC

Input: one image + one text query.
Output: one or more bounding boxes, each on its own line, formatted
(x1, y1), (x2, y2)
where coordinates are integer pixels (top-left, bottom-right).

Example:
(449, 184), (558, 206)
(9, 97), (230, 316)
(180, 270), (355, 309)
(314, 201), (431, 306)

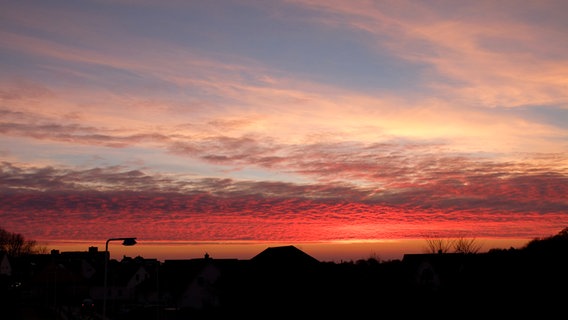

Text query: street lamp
(103, 237), (137, 320)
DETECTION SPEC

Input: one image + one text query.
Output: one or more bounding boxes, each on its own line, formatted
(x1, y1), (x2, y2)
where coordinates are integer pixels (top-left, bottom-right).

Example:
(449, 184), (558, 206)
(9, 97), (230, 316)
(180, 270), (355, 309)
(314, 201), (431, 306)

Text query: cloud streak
(289, 0), (568, 108)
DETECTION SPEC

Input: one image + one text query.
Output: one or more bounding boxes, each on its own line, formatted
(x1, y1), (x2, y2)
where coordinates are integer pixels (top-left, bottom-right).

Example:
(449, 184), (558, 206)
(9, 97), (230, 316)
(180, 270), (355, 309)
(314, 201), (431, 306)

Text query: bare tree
(0, 227), (47, 256)
(424, 235), (482, 254)
(453, 236), (483, 254)
(424, 237), (454, 254)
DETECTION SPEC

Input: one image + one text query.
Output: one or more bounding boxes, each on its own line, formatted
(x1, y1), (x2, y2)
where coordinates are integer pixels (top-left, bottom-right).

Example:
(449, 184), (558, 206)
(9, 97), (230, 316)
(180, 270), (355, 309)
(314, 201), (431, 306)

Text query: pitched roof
(251, 245), (320, 267)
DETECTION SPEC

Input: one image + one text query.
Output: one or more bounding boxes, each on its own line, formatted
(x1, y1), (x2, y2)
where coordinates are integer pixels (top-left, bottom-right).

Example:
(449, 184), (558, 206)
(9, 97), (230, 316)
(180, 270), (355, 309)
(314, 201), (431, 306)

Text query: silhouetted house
(402, 252), (474, 293)
(122, 256), (161, 305)
(159, 253), (244, 312)
(8, 252), (62, 302)
(90, 258), (150, 306)
(58, 246), (105, 280)
(179, 261), (221, 309)
(52, 247), (106, 301)
(6, 248), (105, 306)
(230, 245), (323, 316)
(28, 258), (86, 308)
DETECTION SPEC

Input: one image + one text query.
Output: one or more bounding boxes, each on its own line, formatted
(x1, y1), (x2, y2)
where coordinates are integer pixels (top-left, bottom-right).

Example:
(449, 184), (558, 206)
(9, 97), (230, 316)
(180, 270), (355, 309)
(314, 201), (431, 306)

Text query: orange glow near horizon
(43, 238), (535, 263)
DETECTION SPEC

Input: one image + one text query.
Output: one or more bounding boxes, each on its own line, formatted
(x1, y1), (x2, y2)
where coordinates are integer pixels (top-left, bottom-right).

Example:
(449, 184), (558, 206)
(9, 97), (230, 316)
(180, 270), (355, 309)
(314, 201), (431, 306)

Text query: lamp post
(103, 237), (137, 320)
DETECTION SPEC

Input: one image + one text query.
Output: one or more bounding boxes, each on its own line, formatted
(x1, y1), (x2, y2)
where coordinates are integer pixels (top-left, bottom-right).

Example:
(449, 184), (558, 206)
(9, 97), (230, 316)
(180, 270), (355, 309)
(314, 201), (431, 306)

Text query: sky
(1, 0), (567, 262)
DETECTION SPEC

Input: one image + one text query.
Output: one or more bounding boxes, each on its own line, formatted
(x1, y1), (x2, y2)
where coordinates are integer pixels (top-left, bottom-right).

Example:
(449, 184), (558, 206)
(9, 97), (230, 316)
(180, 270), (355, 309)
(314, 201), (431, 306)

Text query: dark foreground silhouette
(2, 229), (568, 319)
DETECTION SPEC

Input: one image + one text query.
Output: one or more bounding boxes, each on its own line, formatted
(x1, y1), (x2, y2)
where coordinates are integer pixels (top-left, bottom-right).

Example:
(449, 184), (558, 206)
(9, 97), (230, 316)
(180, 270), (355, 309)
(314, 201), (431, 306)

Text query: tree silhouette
(453, 236), (482, 254)
(0, 227), (47, 256)
(423, 236), (454, 254)
(424, 235), (482, 254)
(523, 227), (568, 254)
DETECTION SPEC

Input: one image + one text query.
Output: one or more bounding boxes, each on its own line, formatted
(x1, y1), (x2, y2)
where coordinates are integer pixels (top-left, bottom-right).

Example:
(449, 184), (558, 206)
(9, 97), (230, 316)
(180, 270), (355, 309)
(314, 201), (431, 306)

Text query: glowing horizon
(41, 237), (535, 263)
(1, 1), (567, 262)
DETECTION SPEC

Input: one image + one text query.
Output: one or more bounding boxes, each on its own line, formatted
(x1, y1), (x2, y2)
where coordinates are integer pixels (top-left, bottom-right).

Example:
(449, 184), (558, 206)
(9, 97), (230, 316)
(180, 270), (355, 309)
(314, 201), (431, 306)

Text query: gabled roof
(251, 245), (320, 267)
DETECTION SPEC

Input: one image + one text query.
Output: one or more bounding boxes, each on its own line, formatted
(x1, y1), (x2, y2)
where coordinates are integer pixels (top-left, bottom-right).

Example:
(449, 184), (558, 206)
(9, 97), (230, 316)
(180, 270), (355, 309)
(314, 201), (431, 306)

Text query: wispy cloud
(288, 0), (568, 108)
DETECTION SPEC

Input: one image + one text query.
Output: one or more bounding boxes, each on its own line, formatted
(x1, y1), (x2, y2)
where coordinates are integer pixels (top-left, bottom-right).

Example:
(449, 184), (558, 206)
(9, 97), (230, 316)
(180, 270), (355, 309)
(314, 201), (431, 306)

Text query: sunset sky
(1, 0), (567, 262)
